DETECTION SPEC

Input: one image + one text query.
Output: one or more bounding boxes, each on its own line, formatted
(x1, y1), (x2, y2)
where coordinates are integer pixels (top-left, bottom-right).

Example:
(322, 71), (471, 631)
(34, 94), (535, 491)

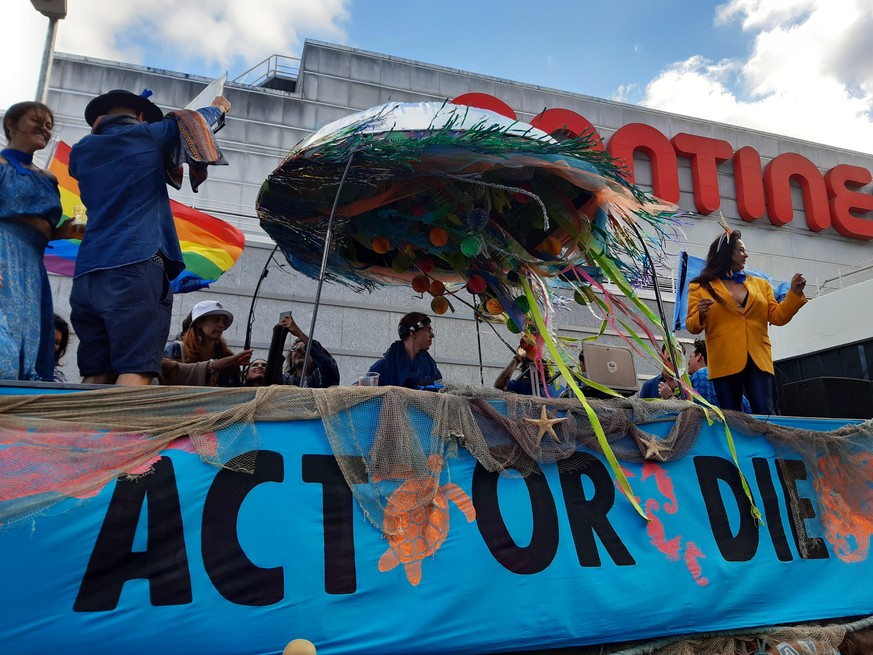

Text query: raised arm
(686, 283), (713, 335)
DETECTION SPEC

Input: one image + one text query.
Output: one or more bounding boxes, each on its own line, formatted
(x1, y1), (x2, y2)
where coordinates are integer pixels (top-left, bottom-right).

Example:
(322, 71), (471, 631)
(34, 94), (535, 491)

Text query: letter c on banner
(202, 450), (285, 606)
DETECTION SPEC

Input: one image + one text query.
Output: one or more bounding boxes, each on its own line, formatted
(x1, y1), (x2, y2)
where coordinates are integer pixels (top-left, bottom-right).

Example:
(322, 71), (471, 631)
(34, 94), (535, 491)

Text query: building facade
(35, 40), (873, 387)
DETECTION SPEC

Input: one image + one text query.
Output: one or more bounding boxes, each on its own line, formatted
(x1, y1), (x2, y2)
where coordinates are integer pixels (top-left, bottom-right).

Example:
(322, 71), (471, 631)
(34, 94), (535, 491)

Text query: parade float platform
(0, 382), (871, 655)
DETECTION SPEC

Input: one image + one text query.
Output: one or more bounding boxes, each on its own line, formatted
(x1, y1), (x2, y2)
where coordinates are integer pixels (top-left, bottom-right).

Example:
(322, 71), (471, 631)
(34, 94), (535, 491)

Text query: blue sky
(5, 0), (873, 152)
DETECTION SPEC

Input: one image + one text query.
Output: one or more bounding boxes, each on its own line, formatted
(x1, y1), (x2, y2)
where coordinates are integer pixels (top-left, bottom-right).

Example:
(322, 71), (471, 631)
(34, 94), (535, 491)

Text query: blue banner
(0, 413), (870, 654)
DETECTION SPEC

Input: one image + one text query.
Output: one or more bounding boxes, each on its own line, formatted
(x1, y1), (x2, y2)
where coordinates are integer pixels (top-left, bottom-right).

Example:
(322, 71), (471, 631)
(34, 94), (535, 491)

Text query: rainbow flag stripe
(45, 141), (244, 292)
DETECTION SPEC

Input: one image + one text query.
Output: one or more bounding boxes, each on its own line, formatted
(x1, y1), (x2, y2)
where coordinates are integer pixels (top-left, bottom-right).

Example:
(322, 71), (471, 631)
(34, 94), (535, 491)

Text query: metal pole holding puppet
(299, 151), (357, 385)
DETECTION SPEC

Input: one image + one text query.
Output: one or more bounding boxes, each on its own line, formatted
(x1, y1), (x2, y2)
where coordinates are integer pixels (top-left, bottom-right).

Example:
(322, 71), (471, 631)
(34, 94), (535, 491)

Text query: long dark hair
(53, 313), (70, 365)
(690, 229), (742, 303)
(3, 101), (54, 140)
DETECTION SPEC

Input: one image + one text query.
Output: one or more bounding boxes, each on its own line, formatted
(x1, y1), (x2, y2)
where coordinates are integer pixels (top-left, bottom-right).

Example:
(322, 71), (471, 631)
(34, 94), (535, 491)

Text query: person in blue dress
(0, 101), (83, 381)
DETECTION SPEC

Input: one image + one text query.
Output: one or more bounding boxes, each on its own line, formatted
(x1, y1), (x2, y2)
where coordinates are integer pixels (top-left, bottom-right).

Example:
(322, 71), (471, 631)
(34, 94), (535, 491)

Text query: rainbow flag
(45, 141), (245, 293)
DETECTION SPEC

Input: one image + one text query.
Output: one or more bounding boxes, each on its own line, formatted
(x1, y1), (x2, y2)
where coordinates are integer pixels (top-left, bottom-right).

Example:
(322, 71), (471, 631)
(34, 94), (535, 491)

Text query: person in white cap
(161, 300), (252, 387)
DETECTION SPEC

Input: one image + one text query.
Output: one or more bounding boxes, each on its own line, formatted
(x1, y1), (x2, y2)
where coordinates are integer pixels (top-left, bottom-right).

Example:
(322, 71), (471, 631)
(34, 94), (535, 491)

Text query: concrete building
(28, 40), (873, 389)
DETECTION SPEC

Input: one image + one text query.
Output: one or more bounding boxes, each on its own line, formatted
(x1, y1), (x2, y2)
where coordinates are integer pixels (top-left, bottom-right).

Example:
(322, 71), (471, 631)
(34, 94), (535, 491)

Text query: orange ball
(429, 227), (449, 247)
(283, 640), (317, 655)
(537, 235), (562, 257)
(372, 237), (391, 254)
(411, 275), (430, 293)
(431, 296), (449, 315)
(484, 297), (504, 315)
(428, 279), (446, 296)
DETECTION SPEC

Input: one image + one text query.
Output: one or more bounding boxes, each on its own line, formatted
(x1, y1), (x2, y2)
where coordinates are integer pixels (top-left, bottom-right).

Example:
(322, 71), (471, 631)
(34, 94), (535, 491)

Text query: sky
(5, 0), (873, 153)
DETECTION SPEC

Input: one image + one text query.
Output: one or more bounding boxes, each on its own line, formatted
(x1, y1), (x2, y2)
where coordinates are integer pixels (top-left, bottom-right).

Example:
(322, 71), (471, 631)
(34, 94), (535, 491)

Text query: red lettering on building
(449, 92), (873, 240)
(732, 147), (767, 222)
(606, 124), (680, 203)
(825, 165), (873, 241)
(529, 108), (604, 150)
(451, 93), (516, 119)
(763, 153), (830, 231)
(671, 133), (733, 215)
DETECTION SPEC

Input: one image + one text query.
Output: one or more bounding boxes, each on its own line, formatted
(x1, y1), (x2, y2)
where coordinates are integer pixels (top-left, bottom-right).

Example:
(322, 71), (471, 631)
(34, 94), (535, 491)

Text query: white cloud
(640, 0), (873, 152)
(1, 4), (50, 110)
(2, 0), (350, 110)
(148, 0), (349, 67)
(714, 0), (819, 30)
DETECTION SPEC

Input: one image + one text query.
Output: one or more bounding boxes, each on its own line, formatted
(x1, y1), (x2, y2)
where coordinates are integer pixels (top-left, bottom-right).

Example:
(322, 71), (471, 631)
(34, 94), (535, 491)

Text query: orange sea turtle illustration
(378, 454), (476, 586)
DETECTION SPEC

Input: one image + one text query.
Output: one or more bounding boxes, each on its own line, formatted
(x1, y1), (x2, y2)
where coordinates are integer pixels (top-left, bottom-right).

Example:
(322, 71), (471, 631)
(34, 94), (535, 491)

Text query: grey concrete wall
(42, 41), (873, 386)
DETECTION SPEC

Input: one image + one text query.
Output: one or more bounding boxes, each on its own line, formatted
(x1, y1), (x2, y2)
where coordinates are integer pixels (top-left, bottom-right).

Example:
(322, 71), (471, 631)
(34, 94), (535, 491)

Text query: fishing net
(2, 384), (873, 651)
(1, 384), (872, 541)
(503, 616), (873, 654)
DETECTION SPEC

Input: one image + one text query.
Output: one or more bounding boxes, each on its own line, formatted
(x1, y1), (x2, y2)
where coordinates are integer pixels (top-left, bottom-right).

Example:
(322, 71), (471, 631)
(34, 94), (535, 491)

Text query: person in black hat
(68, 89), (230, 386)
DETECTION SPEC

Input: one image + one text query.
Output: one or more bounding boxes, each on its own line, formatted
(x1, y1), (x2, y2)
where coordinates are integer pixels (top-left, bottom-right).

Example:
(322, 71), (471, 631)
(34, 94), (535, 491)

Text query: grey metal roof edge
(302, 39), (873, 158)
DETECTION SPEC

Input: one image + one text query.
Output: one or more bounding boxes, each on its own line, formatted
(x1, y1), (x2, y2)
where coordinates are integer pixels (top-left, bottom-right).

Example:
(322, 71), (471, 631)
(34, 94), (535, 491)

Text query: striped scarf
(164, 110), (227, 192)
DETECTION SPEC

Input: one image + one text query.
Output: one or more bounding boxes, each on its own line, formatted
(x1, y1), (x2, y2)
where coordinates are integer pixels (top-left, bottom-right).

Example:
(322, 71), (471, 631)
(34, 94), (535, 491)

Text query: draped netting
(2, 384), (873, 651)
(2, 384), (872, 544)
(511, 615), (873, 654)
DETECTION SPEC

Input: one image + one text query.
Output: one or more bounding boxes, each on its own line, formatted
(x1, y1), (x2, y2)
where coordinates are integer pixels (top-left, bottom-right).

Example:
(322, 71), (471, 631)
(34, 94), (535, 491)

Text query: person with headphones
(367, 312), (442, 388)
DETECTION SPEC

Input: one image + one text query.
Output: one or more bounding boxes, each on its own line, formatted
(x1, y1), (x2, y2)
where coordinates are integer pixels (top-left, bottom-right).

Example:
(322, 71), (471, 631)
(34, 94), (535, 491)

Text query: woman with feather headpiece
(686, 225), (808, 414)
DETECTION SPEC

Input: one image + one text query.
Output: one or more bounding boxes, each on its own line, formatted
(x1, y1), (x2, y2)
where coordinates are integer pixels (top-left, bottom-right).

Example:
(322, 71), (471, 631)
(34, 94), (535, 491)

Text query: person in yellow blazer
(686, 229), (807, 414)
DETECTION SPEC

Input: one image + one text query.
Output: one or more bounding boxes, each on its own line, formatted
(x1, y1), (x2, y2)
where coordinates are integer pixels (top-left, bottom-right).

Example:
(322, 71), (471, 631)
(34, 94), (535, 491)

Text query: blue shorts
(70, 260), (173, 377)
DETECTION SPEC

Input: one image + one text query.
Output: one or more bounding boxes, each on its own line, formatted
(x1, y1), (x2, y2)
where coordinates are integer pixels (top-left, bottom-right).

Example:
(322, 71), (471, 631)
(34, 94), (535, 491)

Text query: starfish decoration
(639, 435), (671, 461)
(524, 406), (567, 443)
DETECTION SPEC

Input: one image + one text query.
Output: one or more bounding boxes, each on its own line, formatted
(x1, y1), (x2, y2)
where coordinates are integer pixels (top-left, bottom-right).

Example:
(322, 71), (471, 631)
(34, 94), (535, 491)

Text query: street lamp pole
(30, 0), (67, 104)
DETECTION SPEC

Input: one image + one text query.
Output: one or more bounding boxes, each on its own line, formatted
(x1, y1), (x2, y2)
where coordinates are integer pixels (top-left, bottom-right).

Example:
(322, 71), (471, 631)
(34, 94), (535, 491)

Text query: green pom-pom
(506, 318), (521, 333)
(513, 295), (530, 313)
(460, 236), (481, 257)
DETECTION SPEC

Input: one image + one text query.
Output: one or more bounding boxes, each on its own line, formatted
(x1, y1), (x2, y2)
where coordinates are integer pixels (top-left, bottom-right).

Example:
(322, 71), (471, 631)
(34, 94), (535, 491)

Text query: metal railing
(233, 55), (301, 88)
(816, 259), (873, 296)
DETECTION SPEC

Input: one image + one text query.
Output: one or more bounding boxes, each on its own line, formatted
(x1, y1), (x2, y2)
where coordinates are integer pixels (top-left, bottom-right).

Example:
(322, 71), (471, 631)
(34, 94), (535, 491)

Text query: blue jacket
(639, 372), (668, 399)
(369, 340), (442, 388)
(69, 107), (222, 279)
(284, 340), (340, 388)
(507, 370), (563, 397)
